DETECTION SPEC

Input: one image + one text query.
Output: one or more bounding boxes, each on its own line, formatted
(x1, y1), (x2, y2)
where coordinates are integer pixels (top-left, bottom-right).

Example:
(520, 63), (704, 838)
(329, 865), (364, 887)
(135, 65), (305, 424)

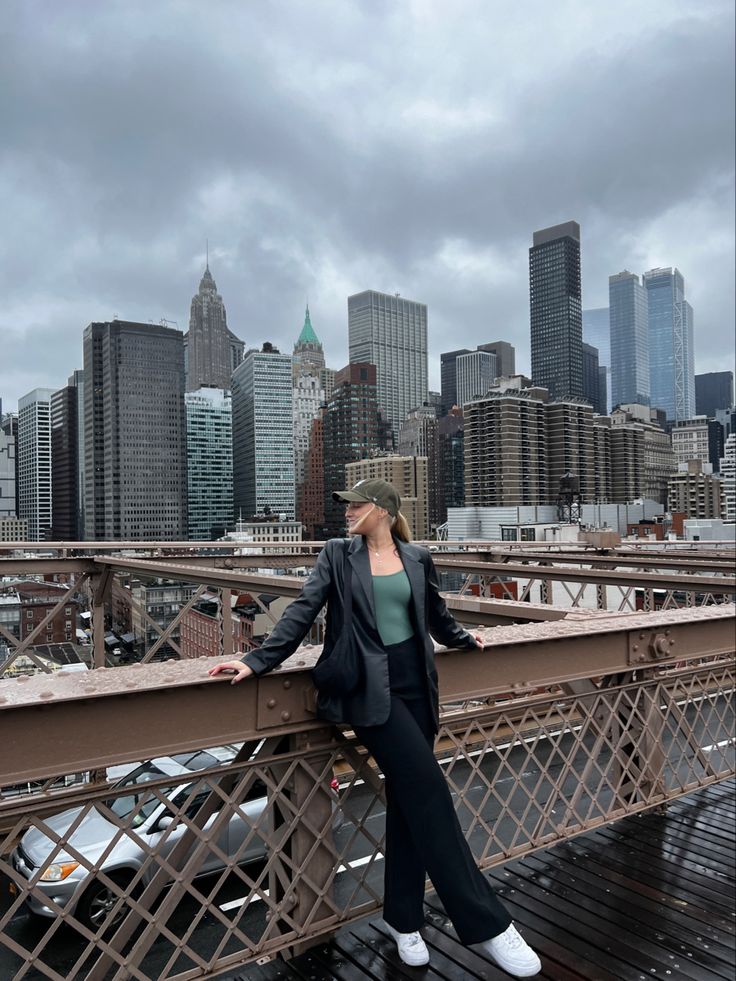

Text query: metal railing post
(268, 727), (337, 958)
(91, 568), (113, 669)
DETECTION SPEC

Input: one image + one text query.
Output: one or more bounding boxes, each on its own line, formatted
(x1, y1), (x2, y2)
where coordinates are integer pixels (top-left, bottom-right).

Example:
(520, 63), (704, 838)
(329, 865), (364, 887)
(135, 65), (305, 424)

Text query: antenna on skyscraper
(206, 238), (209, 270)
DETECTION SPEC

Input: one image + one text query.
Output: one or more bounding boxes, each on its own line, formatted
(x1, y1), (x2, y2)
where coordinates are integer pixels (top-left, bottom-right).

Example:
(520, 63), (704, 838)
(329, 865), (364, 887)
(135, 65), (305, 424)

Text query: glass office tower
(232, 344), (294, 519)
(530, 221), (583, 400)
(609, 270), (650, 410)
(644, 267), (695, 421)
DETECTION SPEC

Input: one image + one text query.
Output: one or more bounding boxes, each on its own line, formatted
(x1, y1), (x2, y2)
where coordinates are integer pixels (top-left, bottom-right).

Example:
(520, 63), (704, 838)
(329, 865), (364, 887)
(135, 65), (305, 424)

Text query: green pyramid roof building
(293, 304), (325, 372)
(296, 304), (321, 347)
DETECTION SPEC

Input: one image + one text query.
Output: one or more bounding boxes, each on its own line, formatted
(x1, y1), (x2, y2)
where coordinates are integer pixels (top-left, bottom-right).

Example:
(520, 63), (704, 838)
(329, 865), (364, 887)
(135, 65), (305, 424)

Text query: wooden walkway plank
(590, 827), (734, 909)
(523, 852), (735, 970)
(235, 781), (734, 981)
(422, 897), (600, 981)
(502, 860), (733, 981)
(659, 806), (736, 840)
(600, 817), (735, 870)
(486, 865), (687, 981)
(551, 837), (734, 936)
(596, 823), (736, 889)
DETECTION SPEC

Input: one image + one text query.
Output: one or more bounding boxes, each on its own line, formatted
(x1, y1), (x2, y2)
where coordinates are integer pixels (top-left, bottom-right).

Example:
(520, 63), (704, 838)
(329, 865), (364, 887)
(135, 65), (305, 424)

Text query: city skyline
(1, 1), (734, 409)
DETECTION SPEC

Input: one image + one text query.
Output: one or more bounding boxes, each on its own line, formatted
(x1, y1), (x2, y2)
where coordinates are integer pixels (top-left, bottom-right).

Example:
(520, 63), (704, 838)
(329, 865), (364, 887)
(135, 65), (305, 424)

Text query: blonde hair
(391, 511), (412, 543)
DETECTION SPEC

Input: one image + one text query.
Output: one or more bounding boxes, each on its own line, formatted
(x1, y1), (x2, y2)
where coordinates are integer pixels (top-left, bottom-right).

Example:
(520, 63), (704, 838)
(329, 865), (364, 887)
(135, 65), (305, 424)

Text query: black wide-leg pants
(354, 692), (512, 945)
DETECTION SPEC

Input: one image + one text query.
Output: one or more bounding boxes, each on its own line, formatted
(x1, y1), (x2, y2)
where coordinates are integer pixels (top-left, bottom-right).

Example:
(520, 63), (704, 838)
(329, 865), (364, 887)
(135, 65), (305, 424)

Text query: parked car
(12, 746), (269, 931)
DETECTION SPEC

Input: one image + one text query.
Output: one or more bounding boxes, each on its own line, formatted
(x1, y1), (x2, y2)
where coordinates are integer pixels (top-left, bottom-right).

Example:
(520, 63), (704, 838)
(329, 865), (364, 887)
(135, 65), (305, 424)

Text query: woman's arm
(209, 540), (338, 680)
(424, 550), (480, 649)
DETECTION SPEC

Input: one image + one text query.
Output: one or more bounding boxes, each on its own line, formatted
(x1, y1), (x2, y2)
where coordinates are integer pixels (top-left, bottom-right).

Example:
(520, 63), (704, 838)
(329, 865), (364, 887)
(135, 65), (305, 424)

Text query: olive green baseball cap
(333, 478), (401, 517)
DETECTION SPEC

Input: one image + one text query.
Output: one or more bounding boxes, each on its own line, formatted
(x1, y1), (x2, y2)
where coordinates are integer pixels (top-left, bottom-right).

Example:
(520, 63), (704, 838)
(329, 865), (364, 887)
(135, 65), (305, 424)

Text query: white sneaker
(384, 922), (430, 966)
(481, 923), (541, 977)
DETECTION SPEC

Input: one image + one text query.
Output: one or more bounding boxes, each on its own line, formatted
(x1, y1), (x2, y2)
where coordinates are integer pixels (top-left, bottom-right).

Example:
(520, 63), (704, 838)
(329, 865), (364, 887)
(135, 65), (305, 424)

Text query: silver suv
(12, 747), (269, 931)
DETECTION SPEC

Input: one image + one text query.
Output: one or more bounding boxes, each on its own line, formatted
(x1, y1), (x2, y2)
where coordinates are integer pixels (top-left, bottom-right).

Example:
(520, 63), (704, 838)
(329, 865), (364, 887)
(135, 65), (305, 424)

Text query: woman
(209, 478), (541, 977)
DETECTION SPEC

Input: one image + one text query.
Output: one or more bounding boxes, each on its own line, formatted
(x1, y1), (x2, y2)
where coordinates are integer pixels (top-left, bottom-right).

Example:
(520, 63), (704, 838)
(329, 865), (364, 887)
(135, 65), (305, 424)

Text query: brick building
(0, 581), (79, 645)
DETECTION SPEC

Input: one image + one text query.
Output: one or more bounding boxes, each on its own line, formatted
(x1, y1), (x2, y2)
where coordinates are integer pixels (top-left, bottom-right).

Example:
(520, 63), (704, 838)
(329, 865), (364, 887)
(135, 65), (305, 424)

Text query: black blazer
(240, 535), (477, 731)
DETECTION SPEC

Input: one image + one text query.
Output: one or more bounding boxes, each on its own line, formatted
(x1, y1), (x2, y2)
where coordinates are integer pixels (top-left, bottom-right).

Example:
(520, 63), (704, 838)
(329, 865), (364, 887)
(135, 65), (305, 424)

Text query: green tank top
(372, 570), (414, 646)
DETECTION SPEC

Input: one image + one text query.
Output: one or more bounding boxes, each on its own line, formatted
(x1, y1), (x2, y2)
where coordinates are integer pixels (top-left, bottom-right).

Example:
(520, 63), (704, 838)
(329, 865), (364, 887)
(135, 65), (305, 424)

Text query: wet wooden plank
(242, 781), (734, 981)
(552, 836), (734, 937)
(661, 804), (736, 840)
(423, 896), (599, 980)
(590, 827), (734, 909)
(506, 857), (733, 980)
(524, 851), (735, 971)
(487, 864), (692, 981)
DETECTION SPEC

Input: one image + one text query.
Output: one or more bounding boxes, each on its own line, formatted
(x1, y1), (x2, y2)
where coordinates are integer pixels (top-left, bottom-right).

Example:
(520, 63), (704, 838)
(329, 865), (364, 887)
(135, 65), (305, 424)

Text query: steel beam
(1, 604), (732, 786)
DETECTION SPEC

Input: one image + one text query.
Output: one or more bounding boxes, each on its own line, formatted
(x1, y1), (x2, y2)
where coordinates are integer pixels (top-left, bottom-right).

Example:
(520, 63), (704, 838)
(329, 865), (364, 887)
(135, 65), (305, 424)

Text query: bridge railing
(1, 542), (733, 676)
(0, 598), (733, 980)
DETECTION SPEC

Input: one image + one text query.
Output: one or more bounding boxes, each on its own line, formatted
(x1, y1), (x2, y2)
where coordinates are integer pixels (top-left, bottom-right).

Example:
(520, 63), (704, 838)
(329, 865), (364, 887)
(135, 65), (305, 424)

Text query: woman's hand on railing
(207, 660), (254, 684)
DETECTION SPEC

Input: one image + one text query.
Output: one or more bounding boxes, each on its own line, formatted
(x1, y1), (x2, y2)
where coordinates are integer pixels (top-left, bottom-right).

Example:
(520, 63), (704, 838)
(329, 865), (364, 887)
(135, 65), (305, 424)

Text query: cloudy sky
(1, 0), (734, 410)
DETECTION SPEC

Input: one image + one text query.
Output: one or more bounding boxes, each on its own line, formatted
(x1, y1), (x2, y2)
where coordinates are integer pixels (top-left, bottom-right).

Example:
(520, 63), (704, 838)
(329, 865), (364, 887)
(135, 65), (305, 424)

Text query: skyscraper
(50, 372), (84, 540)
(644, 267), (695, 420)
(477, 341), (515, 379)
(232, 343), (294, 519)
(583, 307), (611, 412)
(292, 304), (325, 373)
(322, 363), (385, 537)
(186, 387), (233, 539)
(0, 422), (16, 521)
(695, 372), (734, 418)
(83, 321), (187, 540)
(346, 455), (429, 540)
(609, 270), (649, 409)
(456, 350), (497, 407)
(440, 348), (471, 416)
(293, 307), (327, 492)
(530, 221), (583, 400)
(398, 405), (441, 530)
(298, 411), (325, 540)
(438, 407), (465, 519)
(582, 308), (610, 368)
(0, 413), (19, 519)
(18, 388), (54, 540)
(598, 366), (608, 417)
(185, 263), (244, 391)
(582, 344), (602, 414)
(348, 290), (428, 440)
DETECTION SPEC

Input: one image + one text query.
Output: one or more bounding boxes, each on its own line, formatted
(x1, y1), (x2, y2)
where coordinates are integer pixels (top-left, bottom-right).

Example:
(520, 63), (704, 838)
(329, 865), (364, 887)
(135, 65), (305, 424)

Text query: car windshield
(104, 763), (176, 827)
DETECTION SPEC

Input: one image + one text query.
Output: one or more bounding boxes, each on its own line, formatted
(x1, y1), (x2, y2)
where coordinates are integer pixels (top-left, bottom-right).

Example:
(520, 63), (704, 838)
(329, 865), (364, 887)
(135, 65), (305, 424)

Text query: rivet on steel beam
(267, 698), (276, 709)
(639, 633), (645, 640)
(283, 680), (292, 689)
(632, 645), (639, 652)
(281, 711), (291, 721)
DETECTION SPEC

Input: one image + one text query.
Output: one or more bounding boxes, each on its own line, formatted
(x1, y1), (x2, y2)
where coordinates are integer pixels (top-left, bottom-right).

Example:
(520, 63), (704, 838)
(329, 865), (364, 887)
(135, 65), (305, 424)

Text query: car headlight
(40, 862), (80, 882)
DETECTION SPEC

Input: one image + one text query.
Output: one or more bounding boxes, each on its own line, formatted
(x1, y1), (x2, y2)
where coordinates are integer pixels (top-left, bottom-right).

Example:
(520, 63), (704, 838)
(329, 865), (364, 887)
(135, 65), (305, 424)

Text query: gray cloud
(1, 0), (733, 409)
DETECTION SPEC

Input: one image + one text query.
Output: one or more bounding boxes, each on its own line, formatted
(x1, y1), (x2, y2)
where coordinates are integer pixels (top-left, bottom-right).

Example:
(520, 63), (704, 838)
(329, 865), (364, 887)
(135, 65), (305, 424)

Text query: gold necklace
(372, 542), (394, 562)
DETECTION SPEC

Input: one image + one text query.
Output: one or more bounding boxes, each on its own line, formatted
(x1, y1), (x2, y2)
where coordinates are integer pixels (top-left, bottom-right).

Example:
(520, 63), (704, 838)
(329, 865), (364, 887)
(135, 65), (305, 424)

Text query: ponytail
(391, 511), (412, 543)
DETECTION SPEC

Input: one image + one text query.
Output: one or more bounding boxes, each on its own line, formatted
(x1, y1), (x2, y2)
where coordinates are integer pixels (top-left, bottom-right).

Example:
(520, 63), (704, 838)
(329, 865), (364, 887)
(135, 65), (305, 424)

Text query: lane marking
(219, 853), (385, 911)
